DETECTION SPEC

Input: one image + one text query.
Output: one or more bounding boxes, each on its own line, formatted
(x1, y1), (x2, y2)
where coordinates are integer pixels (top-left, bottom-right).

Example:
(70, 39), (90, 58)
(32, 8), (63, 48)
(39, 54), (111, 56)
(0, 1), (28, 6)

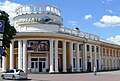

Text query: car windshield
(16, 70), (19, 72)
(16, 69), (24, 72)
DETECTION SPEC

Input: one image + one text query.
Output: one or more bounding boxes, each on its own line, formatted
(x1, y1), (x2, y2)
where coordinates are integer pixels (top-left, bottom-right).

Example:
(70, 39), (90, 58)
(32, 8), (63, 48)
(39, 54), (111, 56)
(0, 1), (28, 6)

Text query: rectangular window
(79, 44), (82, 51)
(92, 46), (94, 52)
(43, 62), (45, 68)
(79, 59), (81, 68)
(87, 45), (89, 51)
(35, 62), (38, 68)
(103, 48), (105, 56)
(73, 43), (76, 50)
(31, 62), (34, 68)
(96, 46), (99, 53)
(31, 58), (38, 61)
(39, 58), (46, 61)
(73, 58), (76, 68)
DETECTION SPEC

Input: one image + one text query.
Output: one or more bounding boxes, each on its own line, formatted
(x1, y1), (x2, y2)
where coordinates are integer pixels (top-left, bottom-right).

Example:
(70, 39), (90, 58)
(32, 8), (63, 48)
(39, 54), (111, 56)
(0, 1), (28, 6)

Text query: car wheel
(1, 75), (5, 79)
(12, 76), (16, 80)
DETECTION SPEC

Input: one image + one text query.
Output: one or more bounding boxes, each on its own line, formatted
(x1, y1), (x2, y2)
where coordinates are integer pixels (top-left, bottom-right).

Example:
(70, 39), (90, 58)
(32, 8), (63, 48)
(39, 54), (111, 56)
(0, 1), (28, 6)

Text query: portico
(8, 38), (83, 73)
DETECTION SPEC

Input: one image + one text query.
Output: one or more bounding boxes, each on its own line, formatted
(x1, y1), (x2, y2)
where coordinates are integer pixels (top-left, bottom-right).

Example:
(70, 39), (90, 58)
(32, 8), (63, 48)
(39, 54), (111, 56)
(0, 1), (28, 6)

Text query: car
(1, 69), (27, 80)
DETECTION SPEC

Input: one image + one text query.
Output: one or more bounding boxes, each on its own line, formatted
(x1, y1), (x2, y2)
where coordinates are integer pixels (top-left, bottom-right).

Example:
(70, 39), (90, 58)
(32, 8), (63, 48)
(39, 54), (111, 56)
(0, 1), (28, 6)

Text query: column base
(54, 71), (59, 73)
(49, 71), (54, 73)
(63, 69), (67, 72)
(77, 69), (80, 72)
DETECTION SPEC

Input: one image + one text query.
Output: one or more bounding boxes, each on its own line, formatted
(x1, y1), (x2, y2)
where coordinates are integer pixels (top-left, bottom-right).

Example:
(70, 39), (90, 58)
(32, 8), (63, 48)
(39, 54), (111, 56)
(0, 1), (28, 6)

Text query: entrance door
(31, 61), (39, 72)
(39, 62), (42, 72)
(31, 58), (46, 72)
(97, 60), (99, 70)
(87, 62), (91, 72)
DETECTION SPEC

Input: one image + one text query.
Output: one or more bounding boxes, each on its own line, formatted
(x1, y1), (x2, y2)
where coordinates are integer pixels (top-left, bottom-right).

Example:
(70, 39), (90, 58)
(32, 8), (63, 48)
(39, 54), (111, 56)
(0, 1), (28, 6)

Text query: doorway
(31, 58), (46, 72)
(87, 62), (91, 72)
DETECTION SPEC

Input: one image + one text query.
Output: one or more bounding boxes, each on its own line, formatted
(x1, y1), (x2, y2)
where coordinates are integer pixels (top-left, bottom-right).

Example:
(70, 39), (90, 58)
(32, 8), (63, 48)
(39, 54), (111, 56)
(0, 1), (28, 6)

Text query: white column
(112, 50), (114, 69)
(76, 43), (80, 72)
(18, 40), (23, 69)
(49, 39), (54, 73)
(85, 44), (87, 71)
(109, 49), (111, 69)
(63, 40), (67, 72)
(101, 48), (103, 70)
(82, 44), (85, 71)
(23, 40), (27, 72)
(90, 45), (92, 71)
(70, 42), (73, 72)
(55, 40), (58, 72)
(10, 40), (14, 69)
(94, 46), (97, 67)
(105, 48), (107, 70)
(46, 54), (48, 70)
(28, 53), (31, 71)
(2, 56), (6, 71)
(98, 46), (101, 70)
(115, 50), (117, 69)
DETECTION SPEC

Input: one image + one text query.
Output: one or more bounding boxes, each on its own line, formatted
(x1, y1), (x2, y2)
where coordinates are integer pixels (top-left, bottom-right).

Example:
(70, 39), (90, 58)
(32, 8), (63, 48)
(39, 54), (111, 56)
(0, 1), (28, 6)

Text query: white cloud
(101, 0), (113, 3)
(94, 15), (120, 27)
(0, 0), (21, 25)
(106, 9), (114, 13)
(84, 14), (92, 20)
(69, 20), (77, 26)
(107, 35), (120, 45)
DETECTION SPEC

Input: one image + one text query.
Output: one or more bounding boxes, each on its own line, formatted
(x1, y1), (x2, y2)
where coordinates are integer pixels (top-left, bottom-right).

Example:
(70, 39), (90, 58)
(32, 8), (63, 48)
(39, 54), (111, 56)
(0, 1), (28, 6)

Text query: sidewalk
(0, 71), (120, 81)
(28, 70), (120, 81)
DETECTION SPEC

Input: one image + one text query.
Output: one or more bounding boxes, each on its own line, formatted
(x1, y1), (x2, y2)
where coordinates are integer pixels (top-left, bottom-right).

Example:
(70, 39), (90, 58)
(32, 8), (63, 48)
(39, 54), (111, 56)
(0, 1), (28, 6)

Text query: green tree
(0, 10), (16, 56)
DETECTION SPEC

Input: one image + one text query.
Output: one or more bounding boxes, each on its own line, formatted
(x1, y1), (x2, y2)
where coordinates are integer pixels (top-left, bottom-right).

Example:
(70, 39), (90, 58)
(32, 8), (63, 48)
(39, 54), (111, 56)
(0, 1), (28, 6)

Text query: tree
(0, 10), (16, 56)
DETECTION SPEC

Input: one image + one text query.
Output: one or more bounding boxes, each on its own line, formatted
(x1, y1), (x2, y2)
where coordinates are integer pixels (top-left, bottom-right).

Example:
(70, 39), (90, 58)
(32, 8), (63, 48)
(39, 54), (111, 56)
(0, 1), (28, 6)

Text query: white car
(1, 69), (27, 80)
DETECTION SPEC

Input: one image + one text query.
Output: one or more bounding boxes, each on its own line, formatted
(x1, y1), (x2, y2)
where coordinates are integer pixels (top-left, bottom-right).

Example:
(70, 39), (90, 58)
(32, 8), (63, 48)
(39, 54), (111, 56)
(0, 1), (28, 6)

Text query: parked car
(1, 69), (27, 80)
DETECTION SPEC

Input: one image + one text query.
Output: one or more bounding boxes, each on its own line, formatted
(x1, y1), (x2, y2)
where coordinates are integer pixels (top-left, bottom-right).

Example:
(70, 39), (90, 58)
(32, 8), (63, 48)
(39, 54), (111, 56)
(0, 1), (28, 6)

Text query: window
(73, 43), (76, 50)
(43, 62), (45, 68)
(73, 58), (76, 68)
(31, 62), (34, 68)
(35, 62), (38, 68)
(79, 59), (81, 68)
(39, 58), (46, 61)
(103, 48), (105, 56)
(9, 70), (14, 73)
(31, 58), (38, 61)
(87, 45), (89, 51)
(92, 46), (94, 52)
(79, 44), (82, 51)
(20, 70), (24, 72)
(96, 46), (99, 53)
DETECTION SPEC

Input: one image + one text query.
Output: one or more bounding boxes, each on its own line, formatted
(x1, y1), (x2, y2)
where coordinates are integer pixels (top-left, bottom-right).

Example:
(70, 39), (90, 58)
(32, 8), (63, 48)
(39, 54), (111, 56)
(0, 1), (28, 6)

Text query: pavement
(0, 70), (120, 81)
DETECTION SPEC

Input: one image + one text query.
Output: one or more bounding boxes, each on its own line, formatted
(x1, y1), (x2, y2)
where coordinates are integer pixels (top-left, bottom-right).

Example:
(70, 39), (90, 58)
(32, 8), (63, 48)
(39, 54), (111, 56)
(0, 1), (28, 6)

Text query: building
(1, 4), (120, 73)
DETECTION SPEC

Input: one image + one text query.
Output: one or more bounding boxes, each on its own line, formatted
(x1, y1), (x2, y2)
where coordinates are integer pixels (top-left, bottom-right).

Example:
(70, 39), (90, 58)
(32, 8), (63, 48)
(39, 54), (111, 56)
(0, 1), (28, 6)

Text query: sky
(0, 0), (120, 44)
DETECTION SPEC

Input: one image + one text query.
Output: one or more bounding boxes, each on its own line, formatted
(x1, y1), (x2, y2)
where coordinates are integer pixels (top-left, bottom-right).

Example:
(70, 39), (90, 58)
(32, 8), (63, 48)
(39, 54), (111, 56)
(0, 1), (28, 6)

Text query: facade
(1, 4), (120, 73)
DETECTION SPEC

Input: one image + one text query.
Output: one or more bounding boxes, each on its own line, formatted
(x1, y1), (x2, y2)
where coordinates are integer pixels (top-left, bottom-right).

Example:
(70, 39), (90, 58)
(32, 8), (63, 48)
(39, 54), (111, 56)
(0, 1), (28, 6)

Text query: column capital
(18, 39), (22, 42)
(23, 39), (27, 42)
(50, 39), (54, 41)
(63, 40), (66, 44)
(55, 39), (58, 42)
(11, 40), (15, 43)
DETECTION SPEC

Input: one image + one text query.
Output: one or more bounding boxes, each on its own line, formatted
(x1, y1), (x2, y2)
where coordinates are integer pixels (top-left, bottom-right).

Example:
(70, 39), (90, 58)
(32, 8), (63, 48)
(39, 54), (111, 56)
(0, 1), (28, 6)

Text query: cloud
(84, 14), (92, 20)
(69, 20), (77, 26)
(93, 15), (120, 27)
(107, 35), (120, 45)
(106, 9), (114, 13)
(0, 0), (21, 25)
(101, 0), (113, 3)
